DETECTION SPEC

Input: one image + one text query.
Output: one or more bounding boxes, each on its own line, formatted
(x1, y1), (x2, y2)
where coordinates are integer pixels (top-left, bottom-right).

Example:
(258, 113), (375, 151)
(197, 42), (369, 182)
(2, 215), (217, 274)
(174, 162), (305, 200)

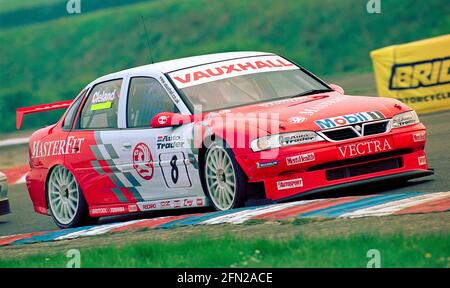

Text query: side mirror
(150, 112), (193, 128)
(329, 84), (345, 94)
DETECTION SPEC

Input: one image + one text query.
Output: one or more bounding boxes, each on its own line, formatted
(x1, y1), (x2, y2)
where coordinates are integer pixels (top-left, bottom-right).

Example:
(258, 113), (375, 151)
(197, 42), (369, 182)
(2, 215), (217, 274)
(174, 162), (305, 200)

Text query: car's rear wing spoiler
(16, 100), (73, 130)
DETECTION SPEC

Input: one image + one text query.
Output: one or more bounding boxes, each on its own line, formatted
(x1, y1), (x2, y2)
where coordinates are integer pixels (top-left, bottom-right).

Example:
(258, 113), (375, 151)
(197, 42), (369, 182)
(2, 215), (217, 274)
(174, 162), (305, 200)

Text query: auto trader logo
(157, 135), (185, 149)
(389, 56), (450, 90)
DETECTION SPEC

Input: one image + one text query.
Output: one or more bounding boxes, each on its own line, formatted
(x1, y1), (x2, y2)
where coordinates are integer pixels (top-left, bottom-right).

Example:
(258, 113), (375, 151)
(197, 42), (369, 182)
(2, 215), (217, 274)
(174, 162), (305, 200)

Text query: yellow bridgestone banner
(370, 35), (450, 114)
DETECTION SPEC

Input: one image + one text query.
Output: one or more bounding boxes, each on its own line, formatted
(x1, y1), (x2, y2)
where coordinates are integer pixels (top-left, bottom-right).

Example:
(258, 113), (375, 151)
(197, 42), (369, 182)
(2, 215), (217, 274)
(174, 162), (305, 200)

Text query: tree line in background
(0, 0), (448, 132)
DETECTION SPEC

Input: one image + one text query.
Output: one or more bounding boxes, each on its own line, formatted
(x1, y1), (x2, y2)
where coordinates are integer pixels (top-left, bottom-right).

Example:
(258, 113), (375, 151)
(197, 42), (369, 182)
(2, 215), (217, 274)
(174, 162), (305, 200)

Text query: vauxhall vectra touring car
(16, 52), (433, 228)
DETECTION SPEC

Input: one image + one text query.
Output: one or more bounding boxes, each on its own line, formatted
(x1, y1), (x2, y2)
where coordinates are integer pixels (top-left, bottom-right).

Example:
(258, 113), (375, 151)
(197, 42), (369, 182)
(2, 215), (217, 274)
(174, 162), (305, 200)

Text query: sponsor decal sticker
(90, 208), (108, 215)
(315, 111), (385, 130)
(90, 204), (137, 217)
(110, 207), (126, 213)
(169, 55), (298, 89)
(138, 197), (207, 211)
(159, 76), (181, 104)
(288, 116), (306, 124)
(258, 97), (307, 107)
(91, 101), (112, 111)
(183, 199), (193, 207)
(91, 89), (116, 111)
(142, 203), (157, 210)
(338, 138), (393, 158)
(418, 156), (427, 166)
(158, 115), (168, 125)
(160, 201), (171, 208)
(92, 89), (116, 104)
(277, 178), (303, 190)
(157, 135), (185, 149)
(132, 143), (154, 180)
(128, 204), (138, 212)
(413, 132), (426, 142)
(286, 153), (315, 166)
(256, 160), (279, 168)
(280, 133), (316, 146)
(297, 96), (346, 116)
(31, 136), (84, 159)
(173, 200), (181, 208)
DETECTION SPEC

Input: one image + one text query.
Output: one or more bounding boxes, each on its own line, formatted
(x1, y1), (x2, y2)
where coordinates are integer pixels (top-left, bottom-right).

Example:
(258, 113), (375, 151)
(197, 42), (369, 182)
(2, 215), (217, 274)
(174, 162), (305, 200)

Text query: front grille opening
(322, 120), (390, 141)
(323, 128), (359, 141)
(326, 157), (403, 181)
(364, 121), (389, 136)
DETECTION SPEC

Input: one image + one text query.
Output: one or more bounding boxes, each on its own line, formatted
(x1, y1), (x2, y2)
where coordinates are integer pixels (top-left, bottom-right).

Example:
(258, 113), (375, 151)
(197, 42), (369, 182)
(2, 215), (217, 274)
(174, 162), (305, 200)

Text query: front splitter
(276, 169), (434, 203)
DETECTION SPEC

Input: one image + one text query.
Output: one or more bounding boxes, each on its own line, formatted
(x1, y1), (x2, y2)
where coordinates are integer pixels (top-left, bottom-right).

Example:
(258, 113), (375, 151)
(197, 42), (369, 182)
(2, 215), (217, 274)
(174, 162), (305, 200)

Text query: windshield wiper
(290, 88), (334, 98)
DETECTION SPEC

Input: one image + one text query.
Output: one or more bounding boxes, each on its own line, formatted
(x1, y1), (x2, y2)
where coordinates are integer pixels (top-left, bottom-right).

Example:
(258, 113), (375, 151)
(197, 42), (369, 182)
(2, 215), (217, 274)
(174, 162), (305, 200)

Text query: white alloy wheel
(48, 166), (80, 225)
(204, 145), (237, 210)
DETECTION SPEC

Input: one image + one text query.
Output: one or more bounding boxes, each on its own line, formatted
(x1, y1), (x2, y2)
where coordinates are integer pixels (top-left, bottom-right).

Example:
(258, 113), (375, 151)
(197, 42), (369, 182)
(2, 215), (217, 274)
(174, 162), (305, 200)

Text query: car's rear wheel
(47, 165), (97, 229)
(203, 140), (246, 211)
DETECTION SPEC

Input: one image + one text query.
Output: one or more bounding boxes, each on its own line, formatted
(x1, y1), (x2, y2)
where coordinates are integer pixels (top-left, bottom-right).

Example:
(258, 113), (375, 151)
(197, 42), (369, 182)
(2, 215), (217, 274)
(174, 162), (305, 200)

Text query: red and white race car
(17, 52), (433, 228)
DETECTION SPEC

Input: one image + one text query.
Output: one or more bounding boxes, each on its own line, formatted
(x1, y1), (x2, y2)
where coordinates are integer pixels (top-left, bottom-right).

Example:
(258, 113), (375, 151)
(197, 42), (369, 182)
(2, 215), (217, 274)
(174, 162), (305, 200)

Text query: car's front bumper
(262, 148), (432, 201)
(236, 124), (432, 201)
(0, 175), (10, 216)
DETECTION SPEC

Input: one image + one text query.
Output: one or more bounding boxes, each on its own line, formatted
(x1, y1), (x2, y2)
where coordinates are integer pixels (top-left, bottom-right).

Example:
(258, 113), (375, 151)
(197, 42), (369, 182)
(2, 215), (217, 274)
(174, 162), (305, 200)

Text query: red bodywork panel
(197, 93), (430, 200)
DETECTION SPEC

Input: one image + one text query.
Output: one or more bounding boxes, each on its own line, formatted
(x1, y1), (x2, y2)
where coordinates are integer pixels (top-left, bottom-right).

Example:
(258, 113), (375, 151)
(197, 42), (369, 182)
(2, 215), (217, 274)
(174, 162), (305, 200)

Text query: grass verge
(0, 228), (448, 268)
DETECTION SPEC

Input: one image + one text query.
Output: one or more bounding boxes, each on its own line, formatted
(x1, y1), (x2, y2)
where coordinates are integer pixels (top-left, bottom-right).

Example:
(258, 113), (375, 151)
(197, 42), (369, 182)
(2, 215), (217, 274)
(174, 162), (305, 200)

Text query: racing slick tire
(47, 165), (98, 229)
(202, 140), (247, 211)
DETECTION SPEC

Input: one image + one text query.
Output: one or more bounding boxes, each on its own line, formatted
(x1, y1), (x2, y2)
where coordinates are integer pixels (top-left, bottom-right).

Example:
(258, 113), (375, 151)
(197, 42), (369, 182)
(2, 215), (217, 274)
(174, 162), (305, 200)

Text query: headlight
(392, 110), (420, 129)
(251, 131), (323, 152)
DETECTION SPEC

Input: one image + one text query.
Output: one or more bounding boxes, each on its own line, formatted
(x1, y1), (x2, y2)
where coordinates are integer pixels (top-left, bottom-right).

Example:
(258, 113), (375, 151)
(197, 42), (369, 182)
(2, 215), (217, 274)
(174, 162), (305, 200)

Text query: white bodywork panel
(72, 52), (276, 209)
(95, 68), (204, 203)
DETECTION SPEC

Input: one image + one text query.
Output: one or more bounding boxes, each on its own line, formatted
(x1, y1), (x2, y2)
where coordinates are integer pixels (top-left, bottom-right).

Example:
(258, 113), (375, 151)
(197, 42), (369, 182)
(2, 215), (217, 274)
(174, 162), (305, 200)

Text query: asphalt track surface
(0, 111), (449, 236)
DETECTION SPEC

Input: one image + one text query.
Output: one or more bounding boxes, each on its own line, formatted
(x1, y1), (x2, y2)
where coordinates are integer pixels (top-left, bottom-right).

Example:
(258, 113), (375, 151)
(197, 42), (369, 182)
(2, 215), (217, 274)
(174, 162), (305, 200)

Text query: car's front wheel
(47, 165), (97, 229)
(203, 140), (246, 211)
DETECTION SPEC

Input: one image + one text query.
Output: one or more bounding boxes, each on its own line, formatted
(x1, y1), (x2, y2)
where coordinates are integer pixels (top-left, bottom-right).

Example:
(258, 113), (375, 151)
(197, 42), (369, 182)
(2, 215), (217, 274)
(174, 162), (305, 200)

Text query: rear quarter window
(79, 79), (122, 129)
(62, 90), (85, 130)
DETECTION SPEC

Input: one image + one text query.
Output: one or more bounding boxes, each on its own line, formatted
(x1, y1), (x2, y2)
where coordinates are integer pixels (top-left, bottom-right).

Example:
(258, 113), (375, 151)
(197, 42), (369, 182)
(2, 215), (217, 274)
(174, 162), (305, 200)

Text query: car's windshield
(168, 55), (330, 112)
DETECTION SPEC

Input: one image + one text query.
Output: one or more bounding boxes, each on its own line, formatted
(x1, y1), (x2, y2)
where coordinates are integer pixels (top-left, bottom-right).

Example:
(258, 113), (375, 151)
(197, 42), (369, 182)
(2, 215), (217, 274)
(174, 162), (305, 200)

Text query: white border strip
(339, 192), (450, 218)
(201, 201), (320, 225)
